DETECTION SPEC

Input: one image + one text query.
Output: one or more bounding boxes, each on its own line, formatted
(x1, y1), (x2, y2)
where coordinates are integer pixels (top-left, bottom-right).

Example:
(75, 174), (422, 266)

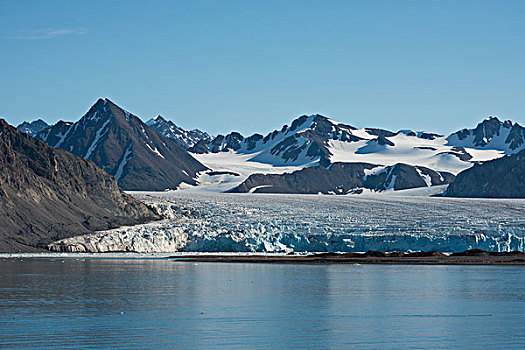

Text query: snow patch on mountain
(146, 143), (165, 159)
(114, 145), (133, 182)
(85, 118), (111, 159)
(192, 151), (310, 192)
(54, 123), (73, 148)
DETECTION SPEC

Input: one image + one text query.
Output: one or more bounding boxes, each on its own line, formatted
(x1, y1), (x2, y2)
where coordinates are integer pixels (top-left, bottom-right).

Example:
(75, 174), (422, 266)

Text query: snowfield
(48, 191), (525, 253)
(191, 151), (313, 192)
(328, 134), (503, 174)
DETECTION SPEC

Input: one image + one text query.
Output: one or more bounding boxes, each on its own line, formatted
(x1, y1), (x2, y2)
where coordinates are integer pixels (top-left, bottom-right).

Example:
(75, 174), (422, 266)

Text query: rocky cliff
(444, 149), (525, 198)
(0, 119), (160, 252)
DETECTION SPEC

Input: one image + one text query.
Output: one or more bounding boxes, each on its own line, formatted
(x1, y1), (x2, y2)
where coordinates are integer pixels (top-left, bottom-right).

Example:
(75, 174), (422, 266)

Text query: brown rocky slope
(0, 119), (160, 252)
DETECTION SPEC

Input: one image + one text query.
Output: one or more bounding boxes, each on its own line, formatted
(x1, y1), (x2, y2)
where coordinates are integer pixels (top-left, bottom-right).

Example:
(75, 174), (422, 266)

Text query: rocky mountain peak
(146, 114), (211, 149)
(16, 119), (49, 137)
(35, 99), (207, 191)
(152, 115), (166, 122)
(447, 116), (525, 153)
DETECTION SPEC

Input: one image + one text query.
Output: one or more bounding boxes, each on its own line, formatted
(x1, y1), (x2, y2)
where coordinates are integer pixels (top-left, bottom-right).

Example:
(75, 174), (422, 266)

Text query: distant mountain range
(146, 115), (211, 149)
(188, 114), (524, 195)
(15, 99), (525, 196)
(16, 119), (49, 136)
(0, 119), (159, 252)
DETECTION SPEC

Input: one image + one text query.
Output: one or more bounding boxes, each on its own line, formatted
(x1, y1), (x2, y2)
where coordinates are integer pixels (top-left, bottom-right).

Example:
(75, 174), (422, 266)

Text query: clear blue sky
(1, 0), (524, 136)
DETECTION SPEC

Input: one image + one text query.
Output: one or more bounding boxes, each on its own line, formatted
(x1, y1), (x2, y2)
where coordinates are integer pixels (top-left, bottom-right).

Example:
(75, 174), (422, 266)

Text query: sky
(1, 0), (524, 136)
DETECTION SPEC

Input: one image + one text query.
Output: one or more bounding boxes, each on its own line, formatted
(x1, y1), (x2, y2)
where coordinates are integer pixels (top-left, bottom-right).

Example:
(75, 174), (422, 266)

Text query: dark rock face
(190, 131), (246, 154)
(38, 99), (208, 191)
(418, 132), (442, 140)
(245, 133), (263, 151)
(444, 149), (525, 198)
(437, 147), (473, 162)
(231, 162), (454, 194)
(506, 123), (525, 150)
(16, 119), (49, 136)
(0, 119), (160, 252)
(36, 121), (73, 147)
(365, 128), (397, 138)
(376, 135), (395, 146)
(363, 163), (454, 191)
(231, 163), (374, 194)
(187, 139), (211, 154)
(146, 115), (211, 149)
(208, 132), (244, 153)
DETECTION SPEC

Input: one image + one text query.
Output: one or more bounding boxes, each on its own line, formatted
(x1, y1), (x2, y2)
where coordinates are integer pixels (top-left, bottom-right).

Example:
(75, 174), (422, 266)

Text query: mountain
(231, 162), (454, 194)
(146, 115), (211, 149)
(37, 99), (208, 191)
(447, 116), (525, 153)
(191, 114), (507, 173)
(444, 149), (525, 198)
(189, 131), (248, 154)
(0, 119), (160, 252)
(16, 119), (49, 136)
(188, 114), (518, 193)
(36, 120), (73, 147)
(23, 108), (523, 195)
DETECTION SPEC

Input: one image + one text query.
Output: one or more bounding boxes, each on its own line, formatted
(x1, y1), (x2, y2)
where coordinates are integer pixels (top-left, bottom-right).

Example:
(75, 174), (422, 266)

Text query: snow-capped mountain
(146, 115), (211, 149)
(191, 114), (504, 173)
(22, 107), (524, 195)
(37, 99), (207, 191)
(447, 116), (525, 153)
(188, 114), (523, 193)
(16, 119), (49, 136)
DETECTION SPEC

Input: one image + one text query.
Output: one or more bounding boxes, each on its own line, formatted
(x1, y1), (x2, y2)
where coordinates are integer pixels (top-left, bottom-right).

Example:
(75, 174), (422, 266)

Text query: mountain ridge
(34, 99), (208, 191)
(146, 115), (211, 149)
(18, 104), (525, 195)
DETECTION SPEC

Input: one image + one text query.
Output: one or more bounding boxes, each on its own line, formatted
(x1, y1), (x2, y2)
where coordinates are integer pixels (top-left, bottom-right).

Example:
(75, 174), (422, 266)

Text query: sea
(0, 257), (523, 349)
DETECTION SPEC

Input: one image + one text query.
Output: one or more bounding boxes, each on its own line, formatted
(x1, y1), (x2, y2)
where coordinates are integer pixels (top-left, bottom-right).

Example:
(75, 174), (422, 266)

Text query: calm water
(0, 258), (523, 349)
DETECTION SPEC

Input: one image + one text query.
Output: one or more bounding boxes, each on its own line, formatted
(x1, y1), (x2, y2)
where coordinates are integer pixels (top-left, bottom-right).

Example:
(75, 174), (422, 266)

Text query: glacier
(48, 192), (525, 253)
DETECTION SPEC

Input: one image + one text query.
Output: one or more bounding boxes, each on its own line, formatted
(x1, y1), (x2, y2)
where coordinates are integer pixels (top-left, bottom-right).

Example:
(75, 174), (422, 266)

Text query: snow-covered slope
(146, 115), (211, 149)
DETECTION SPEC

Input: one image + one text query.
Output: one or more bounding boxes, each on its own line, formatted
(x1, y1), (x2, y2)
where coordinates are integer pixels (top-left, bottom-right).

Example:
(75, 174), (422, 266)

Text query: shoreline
(172, 250), (525, 265)
(1, 249), (524, 265)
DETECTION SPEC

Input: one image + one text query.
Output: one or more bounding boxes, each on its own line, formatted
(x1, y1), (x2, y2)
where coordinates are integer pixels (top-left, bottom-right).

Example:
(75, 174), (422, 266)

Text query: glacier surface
(48, 192), (525, 253)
